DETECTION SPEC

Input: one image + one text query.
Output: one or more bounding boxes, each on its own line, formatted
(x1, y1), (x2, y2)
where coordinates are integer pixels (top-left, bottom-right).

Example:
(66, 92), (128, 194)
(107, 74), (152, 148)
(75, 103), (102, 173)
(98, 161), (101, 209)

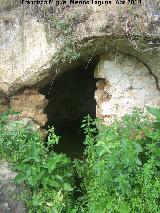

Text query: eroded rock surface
(10, 88), (48, 127)
(0, 161), (26, 213)
(0, 0), (159, 95)
(94, 52), (160, 124)
(0, 0), (159, 126)
(0, 88), (48, 137)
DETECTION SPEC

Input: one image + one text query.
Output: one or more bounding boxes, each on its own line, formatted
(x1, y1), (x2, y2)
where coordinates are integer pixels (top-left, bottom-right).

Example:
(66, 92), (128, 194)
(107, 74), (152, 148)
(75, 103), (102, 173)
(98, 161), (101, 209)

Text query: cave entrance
(41, 61), (97, 159)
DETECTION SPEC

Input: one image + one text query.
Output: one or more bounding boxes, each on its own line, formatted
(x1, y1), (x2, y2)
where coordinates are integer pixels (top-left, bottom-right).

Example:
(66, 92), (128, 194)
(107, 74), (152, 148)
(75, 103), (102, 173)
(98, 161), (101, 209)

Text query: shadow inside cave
(41, 60), (97, 159)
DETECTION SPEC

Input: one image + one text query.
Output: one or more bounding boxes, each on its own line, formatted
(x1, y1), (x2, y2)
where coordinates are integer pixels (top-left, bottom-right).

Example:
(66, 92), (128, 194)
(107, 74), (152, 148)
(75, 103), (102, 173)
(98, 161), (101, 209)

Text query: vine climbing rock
(0, 161), (27, 213)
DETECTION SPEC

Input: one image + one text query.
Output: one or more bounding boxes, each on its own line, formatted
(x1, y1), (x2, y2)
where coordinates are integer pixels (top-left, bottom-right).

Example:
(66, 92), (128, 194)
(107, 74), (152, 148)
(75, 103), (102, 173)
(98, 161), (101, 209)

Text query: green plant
(1, 108), (160, 212)
(0, 112), (74, 213)
(76, 108), (160, 212)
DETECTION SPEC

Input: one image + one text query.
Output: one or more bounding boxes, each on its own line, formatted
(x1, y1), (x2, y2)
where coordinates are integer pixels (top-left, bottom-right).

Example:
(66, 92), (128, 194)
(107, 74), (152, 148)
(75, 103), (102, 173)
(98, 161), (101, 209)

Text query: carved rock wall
(94, 52), (160, 124)
(0, 51), (160, 128)
(0, 89), (48, 136)
(10, 88), (48, 127)
(0, 1), (159, 95)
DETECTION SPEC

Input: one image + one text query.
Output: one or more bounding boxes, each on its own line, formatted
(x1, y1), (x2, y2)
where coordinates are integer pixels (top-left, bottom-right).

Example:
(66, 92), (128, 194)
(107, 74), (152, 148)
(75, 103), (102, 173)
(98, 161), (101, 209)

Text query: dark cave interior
(41, 61), (97, 159)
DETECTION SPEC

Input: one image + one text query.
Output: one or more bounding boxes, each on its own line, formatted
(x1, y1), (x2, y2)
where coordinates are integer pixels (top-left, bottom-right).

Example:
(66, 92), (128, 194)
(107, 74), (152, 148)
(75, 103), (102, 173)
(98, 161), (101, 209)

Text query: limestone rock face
(7, 88), (49, 135)
(0, 161), (26, 213)
(0, 0), (160, 95)
(10, 88), (48, 126)
(0, 0), (159, 127)
(0, 13), (56, 95)
(94, 52), (160, 124)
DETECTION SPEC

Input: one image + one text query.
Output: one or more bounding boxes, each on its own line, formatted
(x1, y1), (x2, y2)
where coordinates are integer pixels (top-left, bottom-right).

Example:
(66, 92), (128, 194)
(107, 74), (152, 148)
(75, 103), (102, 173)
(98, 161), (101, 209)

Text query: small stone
(4, 203), (8, 207)
(0, 161), (26, 213)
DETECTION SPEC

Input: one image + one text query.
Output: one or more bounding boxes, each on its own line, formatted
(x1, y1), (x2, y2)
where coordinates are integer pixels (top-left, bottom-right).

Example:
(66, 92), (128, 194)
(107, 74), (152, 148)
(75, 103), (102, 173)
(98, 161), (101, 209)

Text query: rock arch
(0, 1), (160, 128)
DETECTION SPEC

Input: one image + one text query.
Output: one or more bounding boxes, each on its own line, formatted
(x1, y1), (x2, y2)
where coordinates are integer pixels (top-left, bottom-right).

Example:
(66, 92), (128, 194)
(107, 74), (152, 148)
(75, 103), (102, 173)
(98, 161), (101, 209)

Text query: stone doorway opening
(41, 61), (97, 159)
